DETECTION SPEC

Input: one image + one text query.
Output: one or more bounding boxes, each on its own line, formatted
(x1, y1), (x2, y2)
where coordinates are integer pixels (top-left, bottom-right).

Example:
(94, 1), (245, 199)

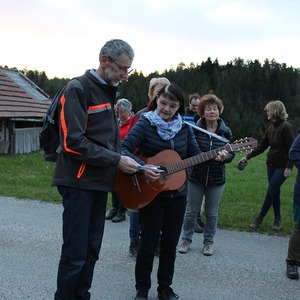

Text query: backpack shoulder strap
(75, 75), (92, 105)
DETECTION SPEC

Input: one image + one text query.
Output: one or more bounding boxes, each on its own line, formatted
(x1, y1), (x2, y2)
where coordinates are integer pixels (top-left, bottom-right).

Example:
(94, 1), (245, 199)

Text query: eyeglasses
(158, 98), (180, 110)
(108, 56), (133, 74)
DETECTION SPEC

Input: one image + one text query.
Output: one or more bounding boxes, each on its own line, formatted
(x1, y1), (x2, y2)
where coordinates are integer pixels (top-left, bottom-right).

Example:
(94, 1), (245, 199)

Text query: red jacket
(119, 114), (138, 140)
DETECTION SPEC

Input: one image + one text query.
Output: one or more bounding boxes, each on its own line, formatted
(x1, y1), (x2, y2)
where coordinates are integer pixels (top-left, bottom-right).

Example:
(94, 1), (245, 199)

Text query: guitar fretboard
(165, 144), (232, 175)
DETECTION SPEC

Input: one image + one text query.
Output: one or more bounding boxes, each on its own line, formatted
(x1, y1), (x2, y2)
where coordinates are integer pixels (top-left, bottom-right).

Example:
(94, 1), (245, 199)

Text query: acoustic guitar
(115, 137), (257, 210)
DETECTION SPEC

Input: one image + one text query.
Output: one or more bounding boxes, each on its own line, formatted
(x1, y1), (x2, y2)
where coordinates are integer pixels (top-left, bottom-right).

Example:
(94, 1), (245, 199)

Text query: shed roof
(0, 68), (51, 119)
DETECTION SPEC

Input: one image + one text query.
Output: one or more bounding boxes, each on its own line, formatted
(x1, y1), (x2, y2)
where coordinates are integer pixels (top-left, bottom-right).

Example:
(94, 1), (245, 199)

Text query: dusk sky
(1, 0), (300, 78)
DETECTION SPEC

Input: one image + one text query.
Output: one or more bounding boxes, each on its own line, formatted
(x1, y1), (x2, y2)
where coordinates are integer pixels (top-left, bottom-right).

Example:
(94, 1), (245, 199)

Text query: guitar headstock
(229, 137), (258, 153)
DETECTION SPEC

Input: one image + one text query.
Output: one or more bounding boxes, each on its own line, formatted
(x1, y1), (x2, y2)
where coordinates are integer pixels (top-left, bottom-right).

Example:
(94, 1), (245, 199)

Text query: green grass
(0, 150), (296, 236)
(0, 151), (60, 203)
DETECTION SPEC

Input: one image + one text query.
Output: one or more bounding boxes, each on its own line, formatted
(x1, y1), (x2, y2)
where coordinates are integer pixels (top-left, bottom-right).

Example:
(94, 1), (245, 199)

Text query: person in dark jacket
(178, 94), (234, 256)
(129, 77), (170, 261)
(286, 133), (300, 279)
(122, 85), (228, 300)
(52, 39), (140, 300)
(182, 93), (201, 125)
(238, 100), (295, 230)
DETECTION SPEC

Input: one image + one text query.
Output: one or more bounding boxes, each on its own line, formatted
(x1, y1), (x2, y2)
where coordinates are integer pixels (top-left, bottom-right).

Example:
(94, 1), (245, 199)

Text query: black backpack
(39, 76), (90, 162)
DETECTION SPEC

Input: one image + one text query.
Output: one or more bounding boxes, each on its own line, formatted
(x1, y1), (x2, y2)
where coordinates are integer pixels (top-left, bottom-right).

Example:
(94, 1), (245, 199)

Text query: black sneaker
(272, 217), (282, 230)
(129, 243), (140, 260)
(196, 216), (205, 229)
(105, 209), (118, 220)
(158, 287), (179, 300)
(194, 221), (204, 233)
(112, 212), (126, 223)
(286, 260), (299, 279)
(250, 216), (262, 229)
(134, 289), (148, 300)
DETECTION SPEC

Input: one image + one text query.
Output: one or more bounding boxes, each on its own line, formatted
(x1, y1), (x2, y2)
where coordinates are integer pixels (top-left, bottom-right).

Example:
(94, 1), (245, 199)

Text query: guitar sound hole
(158, 166), (168, 178)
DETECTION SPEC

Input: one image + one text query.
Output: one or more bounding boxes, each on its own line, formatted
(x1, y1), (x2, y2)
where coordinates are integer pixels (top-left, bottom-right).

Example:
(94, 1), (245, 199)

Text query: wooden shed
(0, 67), (51, 154)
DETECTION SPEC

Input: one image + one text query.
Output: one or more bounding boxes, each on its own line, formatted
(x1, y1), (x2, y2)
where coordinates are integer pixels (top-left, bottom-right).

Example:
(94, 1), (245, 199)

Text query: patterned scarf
(144, 110), (183, 140)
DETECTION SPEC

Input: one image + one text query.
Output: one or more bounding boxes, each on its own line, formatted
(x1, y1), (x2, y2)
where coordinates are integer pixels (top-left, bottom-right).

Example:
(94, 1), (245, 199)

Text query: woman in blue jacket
(178, 94), (234, 256)
(122, 85), (228, 300)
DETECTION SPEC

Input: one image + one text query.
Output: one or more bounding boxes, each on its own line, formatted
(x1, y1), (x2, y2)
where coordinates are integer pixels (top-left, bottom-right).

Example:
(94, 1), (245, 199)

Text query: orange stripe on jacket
(88, 103), (111, 112)
(60, 95), (82, 156)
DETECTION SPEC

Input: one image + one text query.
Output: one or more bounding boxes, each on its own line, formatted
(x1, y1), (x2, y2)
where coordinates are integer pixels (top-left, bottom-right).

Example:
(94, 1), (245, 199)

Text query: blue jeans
(182, 180), (225, 244)
(130, 211), (141, 244)
(259, 166), (286, 219)
(55, 186), (107, 300)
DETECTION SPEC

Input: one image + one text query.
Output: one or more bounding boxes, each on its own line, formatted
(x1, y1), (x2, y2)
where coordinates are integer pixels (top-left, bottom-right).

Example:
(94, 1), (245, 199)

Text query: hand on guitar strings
(118, 155), (140, 174)
(214, 149), (228, 162)
(140, 164), (161, 182)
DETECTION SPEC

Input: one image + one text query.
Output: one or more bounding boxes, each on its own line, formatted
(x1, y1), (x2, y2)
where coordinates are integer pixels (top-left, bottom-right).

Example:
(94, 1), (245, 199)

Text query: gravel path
(0, 196), (298, 300)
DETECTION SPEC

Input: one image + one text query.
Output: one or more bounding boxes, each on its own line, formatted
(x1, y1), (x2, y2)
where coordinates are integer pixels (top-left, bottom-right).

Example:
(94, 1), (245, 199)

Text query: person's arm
(289, 134), (300, 169)
(222, 127), (235, 164)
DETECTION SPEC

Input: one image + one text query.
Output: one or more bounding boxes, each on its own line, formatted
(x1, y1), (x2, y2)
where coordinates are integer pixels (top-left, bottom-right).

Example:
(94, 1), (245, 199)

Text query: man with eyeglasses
(53, 39), (140, 300)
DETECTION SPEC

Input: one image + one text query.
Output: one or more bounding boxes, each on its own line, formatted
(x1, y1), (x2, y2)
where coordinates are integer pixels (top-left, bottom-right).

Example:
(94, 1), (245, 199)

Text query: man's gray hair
(100, 39), (134, 60)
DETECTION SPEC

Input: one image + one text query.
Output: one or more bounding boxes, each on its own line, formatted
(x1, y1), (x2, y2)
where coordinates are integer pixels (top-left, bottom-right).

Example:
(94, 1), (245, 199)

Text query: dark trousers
(130, 211), (141, 244)
(287, 203), (300, 263)
(135, 194), (186, 292)
(55, 186), (107, 300)
(259, 166), (286, 219)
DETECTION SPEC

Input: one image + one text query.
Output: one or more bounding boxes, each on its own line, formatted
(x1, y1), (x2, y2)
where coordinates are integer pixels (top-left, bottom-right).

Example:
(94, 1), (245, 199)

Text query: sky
(1, 0), (300, 79)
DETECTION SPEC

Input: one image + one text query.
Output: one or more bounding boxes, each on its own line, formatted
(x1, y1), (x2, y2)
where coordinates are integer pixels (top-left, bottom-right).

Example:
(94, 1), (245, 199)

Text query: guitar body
(115, 149), (186, 210)
(115, 137), (257, 210)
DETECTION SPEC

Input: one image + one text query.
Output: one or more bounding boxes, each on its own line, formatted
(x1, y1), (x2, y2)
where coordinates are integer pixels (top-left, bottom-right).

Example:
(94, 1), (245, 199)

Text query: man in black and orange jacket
(52, 39), (139, 300)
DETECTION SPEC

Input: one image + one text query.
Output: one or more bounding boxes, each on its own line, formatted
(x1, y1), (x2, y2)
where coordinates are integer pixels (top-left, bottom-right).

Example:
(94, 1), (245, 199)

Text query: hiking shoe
(178, 240), (191, 254)
(129, 242), (140, 260)
(158, 287), (179, 300)
(250, 216), (262, 229)
(112, 212), (126, 223)
(286, 260), (299, 279)
(134, 289), (148, 300)
(194, 221), (204, 233)
(272, 217), (282, 230)
(203, 243), (213, 256)
(105, 208), (118, 220)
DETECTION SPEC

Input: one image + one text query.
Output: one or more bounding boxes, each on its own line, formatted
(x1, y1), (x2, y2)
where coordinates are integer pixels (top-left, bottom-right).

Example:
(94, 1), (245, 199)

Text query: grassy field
(0, 150), (296, 236)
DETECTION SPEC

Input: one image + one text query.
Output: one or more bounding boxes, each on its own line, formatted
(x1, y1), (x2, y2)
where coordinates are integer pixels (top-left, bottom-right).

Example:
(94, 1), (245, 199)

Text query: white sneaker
(203, 243), (213, 256)
(178, 240), (191, 254)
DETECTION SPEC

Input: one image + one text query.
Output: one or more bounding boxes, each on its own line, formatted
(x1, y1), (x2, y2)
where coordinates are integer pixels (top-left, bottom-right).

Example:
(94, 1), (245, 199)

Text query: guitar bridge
(132, 174), (141, 193)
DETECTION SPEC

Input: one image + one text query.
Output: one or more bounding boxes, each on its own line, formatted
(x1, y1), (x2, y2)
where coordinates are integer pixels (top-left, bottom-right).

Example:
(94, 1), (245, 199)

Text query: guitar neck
(165, 144), (232, 175)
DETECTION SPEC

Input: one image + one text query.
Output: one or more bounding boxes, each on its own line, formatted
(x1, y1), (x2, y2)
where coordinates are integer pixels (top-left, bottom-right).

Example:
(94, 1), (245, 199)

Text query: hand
(238, 156), (248, 164)
(142, 164), (161, 182)
(284, 168), (292, 178)
(214, 149), (228, 162)
(118, 155), (140, 174)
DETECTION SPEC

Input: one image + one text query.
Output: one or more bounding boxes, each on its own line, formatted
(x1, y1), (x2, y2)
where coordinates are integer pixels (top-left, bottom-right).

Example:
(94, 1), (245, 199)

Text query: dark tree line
(23, 57), (300, 140)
